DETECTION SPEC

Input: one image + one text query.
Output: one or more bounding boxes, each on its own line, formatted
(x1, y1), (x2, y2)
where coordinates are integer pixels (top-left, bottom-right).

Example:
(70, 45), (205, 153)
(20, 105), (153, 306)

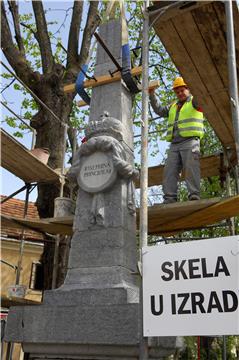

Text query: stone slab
(23, 338), (183, 359)
(5, 304), (140, 345)
(43, 287), (130, 306)
(63, 266), (139, 301)
(68, 229), (137, 271)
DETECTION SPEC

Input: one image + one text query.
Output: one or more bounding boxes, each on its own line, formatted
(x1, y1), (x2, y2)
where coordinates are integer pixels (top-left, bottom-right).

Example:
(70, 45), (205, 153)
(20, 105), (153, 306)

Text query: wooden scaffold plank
(1, 129), (59, 183)
(149, 1), (239, 151)
(1, 214), (73, 236)
(64, 66), (142, 93)
(76, 80), (160, 107)
(156, 195), (239, 236)
(2, 196), (239, 237)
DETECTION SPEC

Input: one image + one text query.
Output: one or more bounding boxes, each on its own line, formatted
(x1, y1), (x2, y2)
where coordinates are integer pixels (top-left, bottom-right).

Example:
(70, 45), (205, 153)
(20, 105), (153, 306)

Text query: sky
(1, 1), (86, 201)
(1, 0), (167, 202)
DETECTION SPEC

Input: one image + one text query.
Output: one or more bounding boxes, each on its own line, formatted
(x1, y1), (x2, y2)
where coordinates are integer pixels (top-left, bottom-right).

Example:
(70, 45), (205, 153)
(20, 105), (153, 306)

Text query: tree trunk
(30, 75), (74, 289)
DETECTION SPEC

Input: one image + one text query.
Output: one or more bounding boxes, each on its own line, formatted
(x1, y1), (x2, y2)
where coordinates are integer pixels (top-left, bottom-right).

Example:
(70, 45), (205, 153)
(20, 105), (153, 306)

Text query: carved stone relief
(68, 112), (138, 226)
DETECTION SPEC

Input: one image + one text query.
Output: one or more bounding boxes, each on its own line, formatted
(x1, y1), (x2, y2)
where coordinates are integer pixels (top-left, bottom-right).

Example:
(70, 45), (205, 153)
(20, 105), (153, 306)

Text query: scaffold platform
(2, 195), (239, 237)
(1, 129), (59, 183)
(150, 0), (239, 152)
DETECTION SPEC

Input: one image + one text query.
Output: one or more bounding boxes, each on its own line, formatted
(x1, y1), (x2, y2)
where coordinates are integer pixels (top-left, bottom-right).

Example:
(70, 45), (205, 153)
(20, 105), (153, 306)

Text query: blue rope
(76, 64), (91, 105)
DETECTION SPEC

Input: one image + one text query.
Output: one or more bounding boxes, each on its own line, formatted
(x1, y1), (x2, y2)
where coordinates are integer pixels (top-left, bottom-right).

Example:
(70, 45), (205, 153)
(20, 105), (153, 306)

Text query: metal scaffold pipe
(139, 1), (149, 359)
(140, 1), (149, 256)
(225, 0), (239, 192)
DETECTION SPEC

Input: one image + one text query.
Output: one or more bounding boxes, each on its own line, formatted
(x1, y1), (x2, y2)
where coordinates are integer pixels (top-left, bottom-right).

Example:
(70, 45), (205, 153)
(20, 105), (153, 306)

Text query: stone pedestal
(4, 20), (183, 359)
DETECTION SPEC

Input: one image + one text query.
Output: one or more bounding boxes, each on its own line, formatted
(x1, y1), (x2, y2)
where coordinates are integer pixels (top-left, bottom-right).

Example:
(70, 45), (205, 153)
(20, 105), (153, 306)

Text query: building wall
(1, 238), (43, 300)
(1, 238), (44, 360)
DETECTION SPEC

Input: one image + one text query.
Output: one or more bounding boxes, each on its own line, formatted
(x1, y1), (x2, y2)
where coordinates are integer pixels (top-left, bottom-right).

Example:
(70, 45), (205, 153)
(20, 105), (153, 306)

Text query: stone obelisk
(5, 20), (182, 359)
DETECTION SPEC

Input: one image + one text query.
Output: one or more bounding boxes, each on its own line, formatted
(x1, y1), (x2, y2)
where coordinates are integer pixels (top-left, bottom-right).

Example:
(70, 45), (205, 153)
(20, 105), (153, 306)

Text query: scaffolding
(1, 1), (239, 359)
(1, 0), (239, 296)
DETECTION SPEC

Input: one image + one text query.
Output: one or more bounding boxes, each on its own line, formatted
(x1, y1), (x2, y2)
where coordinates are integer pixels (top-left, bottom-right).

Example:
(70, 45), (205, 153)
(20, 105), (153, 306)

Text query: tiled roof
(1, 195), (44, 241)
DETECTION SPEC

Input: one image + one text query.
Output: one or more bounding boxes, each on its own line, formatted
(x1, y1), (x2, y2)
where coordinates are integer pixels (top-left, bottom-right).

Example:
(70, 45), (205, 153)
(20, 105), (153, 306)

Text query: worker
(149, 77), (204, 204)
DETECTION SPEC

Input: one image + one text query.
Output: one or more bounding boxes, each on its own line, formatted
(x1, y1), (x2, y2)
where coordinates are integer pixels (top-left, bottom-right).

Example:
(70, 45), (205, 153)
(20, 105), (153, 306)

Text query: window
(29, 262), (44, 290)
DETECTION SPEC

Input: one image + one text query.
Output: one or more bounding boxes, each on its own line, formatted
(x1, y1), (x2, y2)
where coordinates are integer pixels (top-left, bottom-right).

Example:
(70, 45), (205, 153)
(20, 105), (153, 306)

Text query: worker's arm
(192, 97), (203, 112)
(149, 91), (169, 117)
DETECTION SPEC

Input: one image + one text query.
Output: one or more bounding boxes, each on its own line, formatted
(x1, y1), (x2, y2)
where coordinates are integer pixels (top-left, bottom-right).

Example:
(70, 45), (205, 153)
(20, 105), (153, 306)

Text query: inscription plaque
(78, 151), (117, 193)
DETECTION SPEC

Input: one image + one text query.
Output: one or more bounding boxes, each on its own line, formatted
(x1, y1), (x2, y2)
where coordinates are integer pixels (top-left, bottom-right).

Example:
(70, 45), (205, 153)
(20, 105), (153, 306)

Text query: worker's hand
(148, 80), (160, 94)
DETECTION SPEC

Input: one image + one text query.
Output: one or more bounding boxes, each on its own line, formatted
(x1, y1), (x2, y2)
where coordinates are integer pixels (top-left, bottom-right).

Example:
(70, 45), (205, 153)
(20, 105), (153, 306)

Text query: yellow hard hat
(172, 77), (187, 89)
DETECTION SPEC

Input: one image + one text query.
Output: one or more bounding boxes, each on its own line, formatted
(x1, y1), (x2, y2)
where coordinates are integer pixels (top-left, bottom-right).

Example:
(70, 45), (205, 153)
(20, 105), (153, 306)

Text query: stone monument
(5, 20), (182, 359)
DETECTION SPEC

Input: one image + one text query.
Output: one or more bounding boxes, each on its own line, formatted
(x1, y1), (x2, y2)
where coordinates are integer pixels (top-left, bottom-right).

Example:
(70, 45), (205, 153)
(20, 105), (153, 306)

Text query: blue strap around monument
(121, 44), (140, 94)
(75, 64), (91, 105)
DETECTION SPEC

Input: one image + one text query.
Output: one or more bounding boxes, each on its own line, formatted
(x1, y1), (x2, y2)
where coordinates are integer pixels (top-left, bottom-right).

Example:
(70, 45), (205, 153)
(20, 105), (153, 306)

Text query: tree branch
(1, 1), (40, 87)
(78, 1), (100, 65)
(1, 78), (15, 94)
(20, 21), (39, 42)
(7, 1), (25, 57)
(32, 0), (54, 73)
(67, 1), (83, 67)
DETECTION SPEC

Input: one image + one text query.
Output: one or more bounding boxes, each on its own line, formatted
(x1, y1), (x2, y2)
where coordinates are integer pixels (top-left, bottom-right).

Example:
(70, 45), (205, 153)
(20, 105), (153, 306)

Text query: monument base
(5, 287), (183, 359)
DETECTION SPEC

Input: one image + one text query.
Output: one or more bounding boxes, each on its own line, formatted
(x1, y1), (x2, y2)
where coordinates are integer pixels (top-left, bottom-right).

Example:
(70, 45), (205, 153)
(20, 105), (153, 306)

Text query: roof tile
(1, 195), (44, 241)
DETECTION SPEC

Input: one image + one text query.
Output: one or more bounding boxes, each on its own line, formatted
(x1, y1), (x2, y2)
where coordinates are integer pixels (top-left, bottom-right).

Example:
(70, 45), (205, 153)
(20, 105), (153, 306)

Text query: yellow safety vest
(165, 99), (204, 142)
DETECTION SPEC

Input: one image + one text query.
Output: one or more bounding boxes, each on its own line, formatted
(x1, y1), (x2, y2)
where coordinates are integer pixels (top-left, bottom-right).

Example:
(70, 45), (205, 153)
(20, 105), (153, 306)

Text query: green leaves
(13, 83), (21, 91)
(6, 116), (17, 128)
(12, 131), (23, 138)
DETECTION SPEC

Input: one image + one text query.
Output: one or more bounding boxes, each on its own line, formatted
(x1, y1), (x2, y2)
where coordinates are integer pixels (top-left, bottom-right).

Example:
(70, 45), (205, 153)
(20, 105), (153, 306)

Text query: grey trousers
(162, 146), (200, 202)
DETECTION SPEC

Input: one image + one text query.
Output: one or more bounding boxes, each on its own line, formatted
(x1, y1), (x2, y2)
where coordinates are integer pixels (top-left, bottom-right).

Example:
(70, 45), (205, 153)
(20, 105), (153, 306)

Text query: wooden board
(150, 1), (239, 150)
(49, 216), (73, 225)
(150, 1), (213, 23)
(156, 195), (239, 235)
(1, 129), (60, 183)
(2, 196), (238, 237)
(145, 198), (220, 229)
(1, 295), (41, 307)
(1, 215), (73, 236)
(173, 11), (234, 138)
(77, 100), (88, 108)
(64, 66), (142, 93)
(76, 80), (160, 107)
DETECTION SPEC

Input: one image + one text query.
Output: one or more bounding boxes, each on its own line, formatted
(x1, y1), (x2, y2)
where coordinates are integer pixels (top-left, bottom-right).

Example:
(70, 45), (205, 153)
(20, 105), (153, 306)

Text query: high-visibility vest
(165, 98), (204, 142)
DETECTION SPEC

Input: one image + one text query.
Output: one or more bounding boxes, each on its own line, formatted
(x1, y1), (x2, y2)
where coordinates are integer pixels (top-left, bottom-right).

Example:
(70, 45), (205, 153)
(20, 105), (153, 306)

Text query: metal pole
(1, 101), (35, 132)
(94, 32), (122, 71)
(224, 149), (235, 235)
(140, 0), (149, 264)
(1, 184), (29, 204)
(70, 128), (77, 200)
(223, 335), (227, 360)
(6, 341), (13, 360)
(52, 235), (60, 289)
(225, 0), (239, 192)
(139, 1), (149, 359)
(15, 184), (31, 285)
(59, 124), (68, 198)
(197, 336), (200, 360)
(52, 123), (67, 287)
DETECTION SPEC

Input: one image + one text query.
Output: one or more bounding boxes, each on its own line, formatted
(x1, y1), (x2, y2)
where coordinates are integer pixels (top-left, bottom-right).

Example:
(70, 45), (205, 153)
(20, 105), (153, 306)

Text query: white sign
(143, 236), (239, 336)
(78, 151), (117, 193)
